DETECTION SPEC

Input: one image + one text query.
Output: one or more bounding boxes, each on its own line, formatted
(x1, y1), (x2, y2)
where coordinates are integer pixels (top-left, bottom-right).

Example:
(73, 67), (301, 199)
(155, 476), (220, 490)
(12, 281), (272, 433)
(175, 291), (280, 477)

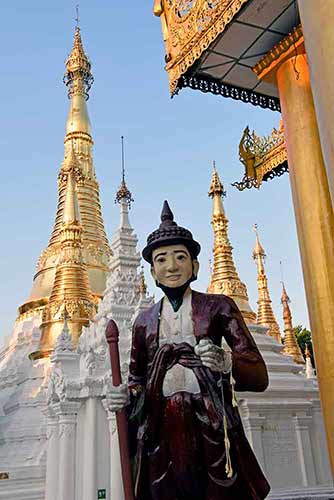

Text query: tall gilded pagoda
(19, 27), (111, 337)
(207, 163), (256, 324)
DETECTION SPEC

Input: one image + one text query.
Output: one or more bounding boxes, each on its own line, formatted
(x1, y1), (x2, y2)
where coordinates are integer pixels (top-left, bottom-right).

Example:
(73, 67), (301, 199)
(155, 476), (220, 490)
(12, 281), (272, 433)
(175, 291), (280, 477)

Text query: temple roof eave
(154, 0), (299, 110)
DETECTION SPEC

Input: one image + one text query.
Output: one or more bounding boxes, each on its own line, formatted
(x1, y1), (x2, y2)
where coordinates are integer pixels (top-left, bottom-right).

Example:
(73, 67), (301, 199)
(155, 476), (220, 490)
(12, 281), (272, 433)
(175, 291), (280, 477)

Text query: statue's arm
(218, 297), (268, 393)
(126, 318), (148, 458)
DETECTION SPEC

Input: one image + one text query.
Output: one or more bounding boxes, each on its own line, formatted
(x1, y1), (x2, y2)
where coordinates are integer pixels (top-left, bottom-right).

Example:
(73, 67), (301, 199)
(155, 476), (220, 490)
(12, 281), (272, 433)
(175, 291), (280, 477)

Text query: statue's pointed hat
(142, 200), (201, 263)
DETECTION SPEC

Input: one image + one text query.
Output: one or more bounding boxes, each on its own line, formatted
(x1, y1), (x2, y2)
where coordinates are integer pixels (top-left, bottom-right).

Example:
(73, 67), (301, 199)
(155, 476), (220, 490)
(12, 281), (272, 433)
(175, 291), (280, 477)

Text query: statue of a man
(109, 201), (270, 500)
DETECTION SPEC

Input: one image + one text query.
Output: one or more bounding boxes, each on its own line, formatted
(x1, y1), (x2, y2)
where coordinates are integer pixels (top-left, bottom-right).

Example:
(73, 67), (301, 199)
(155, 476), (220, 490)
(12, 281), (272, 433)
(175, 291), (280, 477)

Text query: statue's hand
(194, 338), (232, 373)
(106, 383), (129, 413)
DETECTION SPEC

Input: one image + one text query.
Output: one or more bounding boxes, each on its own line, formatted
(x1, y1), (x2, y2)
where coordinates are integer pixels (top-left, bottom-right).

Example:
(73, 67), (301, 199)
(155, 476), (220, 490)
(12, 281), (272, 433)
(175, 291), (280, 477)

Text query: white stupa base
(0, 466), (45, 500)
(268, 485), (334, 499)
(238, 325), (334, 498)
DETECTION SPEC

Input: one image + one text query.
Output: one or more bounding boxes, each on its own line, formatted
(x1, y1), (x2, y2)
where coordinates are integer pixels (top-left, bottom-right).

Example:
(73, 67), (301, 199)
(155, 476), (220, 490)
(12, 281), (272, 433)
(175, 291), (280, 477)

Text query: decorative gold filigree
(233, 120), (288, 191)
(87, 243), (104, 264)
(154, 0), (250, 95)
(58, 166), (85, 188)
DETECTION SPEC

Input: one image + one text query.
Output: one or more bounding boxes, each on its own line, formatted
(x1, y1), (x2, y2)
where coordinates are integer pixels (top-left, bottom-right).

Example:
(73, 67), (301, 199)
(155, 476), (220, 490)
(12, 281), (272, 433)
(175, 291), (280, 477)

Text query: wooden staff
(105, 319), (135, 500)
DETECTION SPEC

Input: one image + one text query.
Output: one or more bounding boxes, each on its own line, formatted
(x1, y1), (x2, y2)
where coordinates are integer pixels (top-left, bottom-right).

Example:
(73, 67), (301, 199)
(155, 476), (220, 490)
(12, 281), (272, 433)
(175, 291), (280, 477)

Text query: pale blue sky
(0, 2), (309, 343)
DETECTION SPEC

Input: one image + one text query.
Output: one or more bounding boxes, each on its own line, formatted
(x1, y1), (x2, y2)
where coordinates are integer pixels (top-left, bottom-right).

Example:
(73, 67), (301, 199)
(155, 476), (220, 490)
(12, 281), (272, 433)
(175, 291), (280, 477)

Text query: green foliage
(293, 325), (315, 368)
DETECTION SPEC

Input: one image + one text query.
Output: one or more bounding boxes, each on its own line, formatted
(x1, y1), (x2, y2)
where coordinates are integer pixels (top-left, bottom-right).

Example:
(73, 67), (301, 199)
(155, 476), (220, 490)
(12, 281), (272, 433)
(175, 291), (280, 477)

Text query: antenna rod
(121, 136), (125, 182)
(75, 4), (80, 28)
(280, 260), (284, 284)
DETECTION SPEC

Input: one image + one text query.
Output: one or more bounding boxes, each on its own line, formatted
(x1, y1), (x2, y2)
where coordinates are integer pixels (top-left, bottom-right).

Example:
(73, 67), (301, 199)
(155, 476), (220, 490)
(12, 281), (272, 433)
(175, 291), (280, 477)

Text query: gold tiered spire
(31, 166), (95, 359)
(281, 283), (304, 364)
(207, 162), (256, 324)
(253, 226), (281, 342)
(19, 26), (111, 317)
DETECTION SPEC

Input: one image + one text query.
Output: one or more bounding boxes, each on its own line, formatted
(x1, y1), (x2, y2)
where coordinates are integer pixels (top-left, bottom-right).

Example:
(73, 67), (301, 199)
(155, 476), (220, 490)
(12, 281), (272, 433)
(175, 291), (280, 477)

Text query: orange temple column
(298, 0), (334, 207)
(254, 31), (334, 474)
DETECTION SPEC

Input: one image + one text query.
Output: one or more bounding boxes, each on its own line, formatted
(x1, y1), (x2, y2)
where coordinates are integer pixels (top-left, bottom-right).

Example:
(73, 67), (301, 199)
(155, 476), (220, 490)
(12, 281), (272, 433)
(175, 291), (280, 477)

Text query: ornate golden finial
(30, 171), (95, 359)
(281, 282), (304, 364)
(253, 224), (266, 259)
(115, 136), (134, 207)
(208, 160), (226, 198)
(208, 163), (256, 324)
(63, 25), (94, 100)
(253, 226), (281, 342)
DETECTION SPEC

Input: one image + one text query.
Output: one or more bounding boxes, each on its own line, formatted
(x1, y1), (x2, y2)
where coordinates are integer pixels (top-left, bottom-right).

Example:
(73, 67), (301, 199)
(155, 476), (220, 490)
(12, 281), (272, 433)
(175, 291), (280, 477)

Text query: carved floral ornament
(232, 121), (288, 191)
(157, 0), (250, 94)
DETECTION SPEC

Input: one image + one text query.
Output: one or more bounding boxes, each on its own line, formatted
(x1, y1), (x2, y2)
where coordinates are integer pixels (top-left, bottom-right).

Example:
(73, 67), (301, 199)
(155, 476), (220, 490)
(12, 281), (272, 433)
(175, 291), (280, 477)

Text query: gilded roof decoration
(154, 0), (250, 95)
(233, 120), (288, 191)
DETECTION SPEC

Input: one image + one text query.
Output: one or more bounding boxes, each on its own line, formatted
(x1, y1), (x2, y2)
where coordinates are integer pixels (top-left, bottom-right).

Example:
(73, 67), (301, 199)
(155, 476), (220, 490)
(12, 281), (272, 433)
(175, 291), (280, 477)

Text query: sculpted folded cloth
(107, 338), (231, 412)
(127, 291), (270, 500)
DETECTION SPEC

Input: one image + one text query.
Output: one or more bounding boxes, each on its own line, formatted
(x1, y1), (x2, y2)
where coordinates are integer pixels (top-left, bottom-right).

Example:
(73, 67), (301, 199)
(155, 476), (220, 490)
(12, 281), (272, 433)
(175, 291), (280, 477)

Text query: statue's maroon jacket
(127, 290), (270, 500)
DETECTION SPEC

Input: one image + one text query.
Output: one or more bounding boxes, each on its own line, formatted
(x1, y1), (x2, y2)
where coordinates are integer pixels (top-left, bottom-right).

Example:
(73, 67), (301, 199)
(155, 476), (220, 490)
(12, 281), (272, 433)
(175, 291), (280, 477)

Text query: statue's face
(151, 244), (199, 288)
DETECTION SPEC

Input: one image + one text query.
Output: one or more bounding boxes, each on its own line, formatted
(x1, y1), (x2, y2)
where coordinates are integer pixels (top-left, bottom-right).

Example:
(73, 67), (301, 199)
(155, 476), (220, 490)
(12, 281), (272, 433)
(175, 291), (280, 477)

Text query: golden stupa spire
(19, 24), (111, 318)
(63, 22), (94, 101)
(31, 165), (95, 359)
(281, 282), (304, 364)
(253, 225), (281, 342)
(208, 162), (256, 324)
